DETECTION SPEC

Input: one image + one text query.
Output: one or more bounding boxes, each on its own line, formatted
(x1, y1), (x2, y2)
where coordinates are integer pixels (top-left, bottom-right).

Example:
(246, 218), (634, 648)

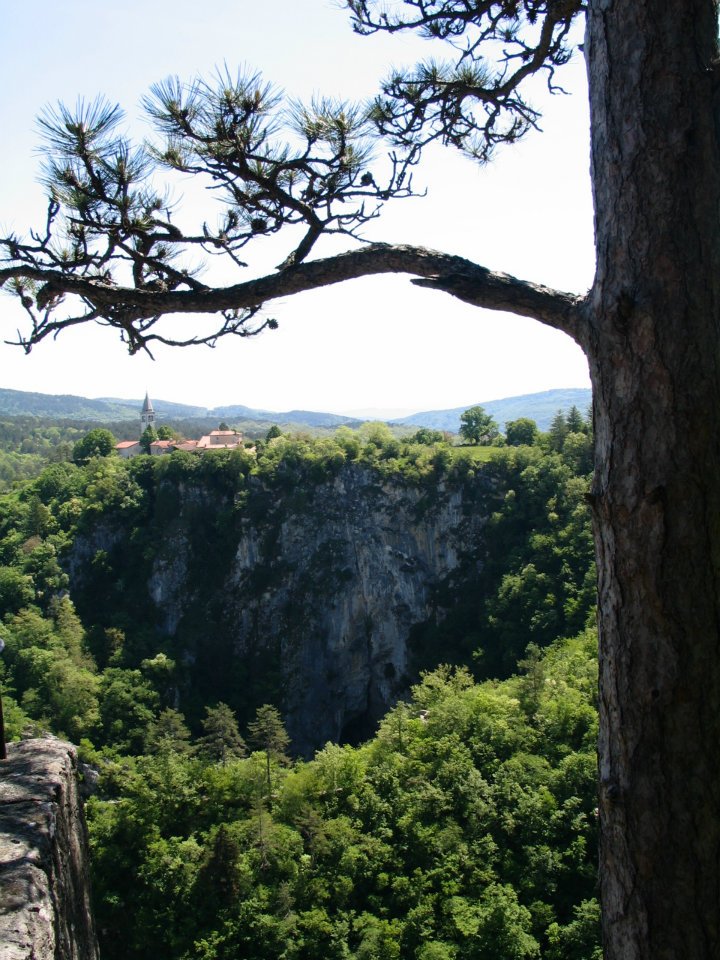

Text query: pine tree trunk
(585, 1), (720, 956)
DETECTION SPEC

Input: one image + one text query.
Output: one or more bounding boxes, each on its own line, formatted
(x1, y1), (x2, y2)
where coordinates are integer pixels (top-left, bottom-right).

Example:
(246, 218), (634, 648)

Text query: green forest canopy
(0, 413), (599, 958)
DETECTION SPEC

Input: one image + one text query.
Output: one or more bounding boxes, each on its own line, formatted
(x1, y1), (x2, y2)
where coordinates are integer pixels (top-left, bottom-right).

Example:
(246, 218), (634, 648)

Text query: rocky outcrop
(0, 738), (98, 960)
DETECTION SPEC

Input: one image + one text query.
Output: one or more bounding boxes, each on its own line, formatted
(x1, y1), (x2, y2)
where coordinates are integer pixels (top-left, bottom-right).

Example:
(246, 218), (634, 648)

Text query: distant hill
(0, 388), (363, 429)
(0, 386), (591, 432)
(0, 388), (212, 421)
(100, 396), (209, 419)
(210, 405), (363, 428)
(392, 388), (592, 433)
(0, 388), (143, 420)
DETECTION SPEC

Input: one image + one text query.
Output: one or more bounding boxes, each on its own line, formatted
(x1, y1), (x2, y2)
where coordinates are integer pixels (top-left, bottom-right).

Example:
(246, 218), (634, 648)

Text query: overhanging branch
(1, 243), (587, 349)
(410, 265), (585, 343)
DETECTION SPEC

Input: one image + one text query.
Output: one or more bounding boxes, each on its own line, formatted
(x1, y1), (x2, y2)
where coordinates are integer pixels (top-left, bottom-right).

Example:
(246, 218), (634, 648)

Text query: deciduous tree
(459, 406), (500, 446)
(505, 419), (539, 448)
(412, 427), (445, 445)
(72, 428), (116, 464)
(2, 3), (719, 956)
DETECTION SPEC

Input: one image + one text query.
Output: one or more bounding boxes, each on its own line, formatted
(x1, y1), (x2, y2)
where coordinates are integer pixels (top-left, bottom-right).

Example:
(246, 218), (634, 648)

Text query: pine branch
(0, 243), (586, 350)
(349, 0), (585, 162)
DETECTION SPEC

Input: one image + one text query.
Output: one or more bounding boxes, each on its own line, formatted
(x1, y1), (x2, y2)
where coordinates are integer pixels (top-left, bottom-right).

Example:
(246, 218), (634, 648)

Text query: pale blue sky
(0, 1), (593, 415)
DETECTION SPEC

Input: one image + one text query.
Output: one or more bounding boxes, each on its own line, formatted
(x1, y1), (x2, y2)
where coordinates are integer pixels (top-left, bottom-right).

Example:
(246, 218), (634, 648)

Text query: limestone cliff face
(226, 468), (484, 754)
(69, 462), (487, 756)
(0, 738), (98, 960)
(152, 466), (485, 755)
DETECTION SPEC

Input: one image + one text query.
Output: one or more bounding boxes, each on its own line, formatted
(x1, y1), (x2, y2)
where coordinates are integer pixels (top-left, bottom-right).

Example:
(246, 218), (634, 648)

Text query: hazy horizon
(0, 382), (592, 423)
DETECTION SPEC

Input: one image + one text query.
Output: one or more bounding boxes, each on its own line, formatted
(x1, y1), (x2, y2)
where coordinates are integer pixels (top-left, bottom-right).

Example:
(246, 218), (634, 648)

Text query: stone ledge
(0, 738), (98, 960)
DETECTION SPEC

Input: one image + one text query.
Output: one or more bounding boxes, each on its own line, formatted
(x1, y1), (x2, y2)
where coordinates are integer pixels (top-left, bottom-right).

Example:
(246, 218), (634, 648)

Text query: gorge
(67, 456), (491, 756)
(0, 421), (597, 958)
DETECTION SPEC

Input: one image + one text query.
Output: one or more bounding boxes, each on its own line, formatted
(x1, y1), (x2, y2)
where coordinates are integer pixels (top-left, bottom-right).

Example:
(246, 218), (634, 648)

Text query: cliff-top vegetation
(0, 410), (598, 958)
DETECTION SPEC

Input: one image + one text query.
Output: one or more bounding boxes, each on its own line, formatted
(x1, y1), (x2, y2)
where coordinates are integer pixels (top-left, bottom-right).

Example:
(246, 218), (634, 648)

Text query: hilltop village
(114, 393), (251, 458)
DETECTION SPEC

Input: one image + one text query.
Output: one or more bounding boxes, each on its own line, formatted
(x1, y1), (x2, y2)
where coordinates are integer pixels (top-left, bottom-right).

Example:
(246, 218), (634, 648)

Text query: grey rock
(0, 738), (98, 960)
(67, 462), (488, 757)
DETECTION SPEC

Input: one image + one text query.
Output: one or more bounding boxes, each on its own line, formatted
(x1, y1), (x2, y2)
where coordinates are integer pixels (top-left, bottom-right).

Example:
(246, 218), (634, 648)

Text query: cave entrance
(339, 710), (377, 747)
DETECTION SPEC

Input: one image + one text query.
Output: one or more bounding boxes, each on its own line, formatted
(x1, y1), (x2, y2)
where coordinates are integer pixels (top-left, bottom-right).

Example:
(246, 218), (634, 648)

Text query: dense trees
(2, 2), (719, 953)
(0, 417), (147, 489)
(86, 632), (601, 960)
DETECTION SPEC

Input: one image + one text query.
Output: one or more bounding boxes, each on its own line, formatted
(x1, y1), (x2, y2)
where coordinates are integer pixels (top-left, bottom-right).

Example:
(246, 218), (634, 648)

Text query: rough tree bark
(583, 1), (720, 957)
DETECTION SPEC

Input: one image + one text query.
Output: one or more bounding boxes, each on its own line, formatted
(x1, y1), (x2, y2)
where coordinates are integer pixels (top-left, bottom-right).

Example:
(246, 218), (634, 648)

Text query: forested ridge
(0, 411), (599, 958)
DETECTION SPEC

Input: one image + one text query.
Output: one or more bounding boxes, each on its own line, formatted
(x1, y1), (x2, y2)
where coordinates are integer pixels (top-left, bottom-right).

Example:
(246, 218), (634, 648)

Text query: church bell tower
(141, 392), (156, 433)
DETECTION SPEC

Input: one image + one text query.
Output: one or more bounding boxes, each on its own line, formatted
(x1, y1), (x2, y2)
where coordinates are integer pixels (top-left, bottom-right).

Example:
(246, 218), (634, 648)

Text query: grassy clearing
(452, 444), (500, 462)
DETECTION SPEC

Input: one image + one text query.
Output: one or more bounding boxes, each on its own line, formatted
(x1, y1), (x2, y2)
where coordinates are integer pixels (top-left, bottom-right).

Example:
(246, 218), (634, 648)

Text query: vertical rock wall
(0, 738), (98, 960)
(68, 462), (489, 757)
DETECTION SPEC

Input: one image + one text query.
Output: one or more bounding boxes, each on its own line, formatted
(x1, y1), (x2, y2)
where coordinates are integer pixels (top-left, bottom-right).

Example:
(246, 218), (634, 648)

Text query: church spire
(140, 392), (156, 433)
